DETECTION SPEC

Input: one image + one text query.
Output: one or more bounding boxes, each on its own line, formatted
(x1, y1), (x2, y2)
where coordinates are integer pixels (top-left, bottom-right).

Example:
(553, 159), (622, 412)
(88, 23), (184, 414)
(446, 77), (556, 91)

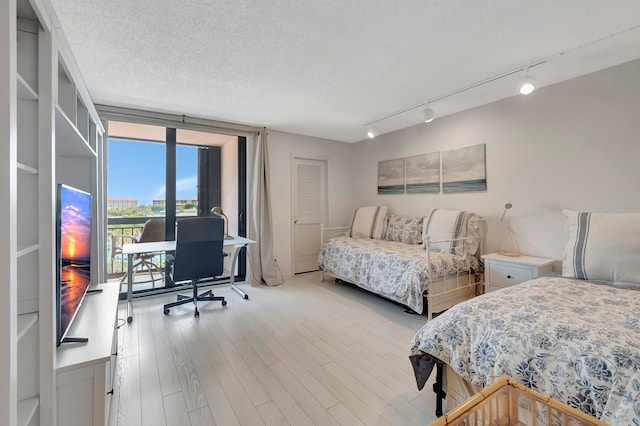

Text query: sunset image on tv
(58, 185), (92, 342)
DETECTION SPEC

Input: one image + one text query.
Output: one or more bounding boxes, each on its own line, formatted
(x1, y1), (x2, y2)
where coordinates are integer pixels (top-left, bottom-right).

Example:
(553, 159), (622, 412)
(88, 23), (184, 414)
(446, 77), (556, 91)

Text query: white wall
(268, 130), (353, 276)
(348, 59), (640, 260)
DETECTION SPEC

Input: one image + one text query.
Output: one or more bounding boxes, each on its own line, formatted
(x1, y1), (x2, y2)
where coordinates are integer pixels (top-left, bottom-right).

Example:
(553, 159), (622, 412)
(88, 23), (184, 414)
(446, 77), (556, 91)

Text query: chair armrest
(109, 233), (138, 259)
(111, 233), (138, 243)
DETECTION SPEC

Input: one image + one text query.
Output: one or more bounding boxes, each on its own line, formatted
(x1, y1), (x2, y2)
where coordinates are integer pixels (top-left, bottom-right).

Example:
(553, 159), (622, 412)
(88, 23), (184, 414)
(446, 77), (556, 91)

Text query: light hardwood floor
(108, 272), (438, 426)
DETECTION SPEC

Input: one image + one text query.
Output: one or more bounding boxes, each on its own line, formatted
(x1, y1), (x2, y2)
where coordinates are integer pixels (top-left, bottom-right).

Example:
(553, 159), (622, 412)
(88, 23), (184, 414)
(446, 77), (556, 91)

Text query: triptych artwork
(377, 144), (486, 195)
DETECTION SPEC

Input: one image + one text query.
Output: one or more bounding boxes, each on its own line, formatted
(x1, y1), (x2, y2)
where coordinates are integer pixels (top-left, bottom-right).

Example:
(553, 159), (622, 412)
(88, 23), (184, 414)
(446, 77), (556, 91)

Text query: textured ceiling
(49, 0), (640, 142)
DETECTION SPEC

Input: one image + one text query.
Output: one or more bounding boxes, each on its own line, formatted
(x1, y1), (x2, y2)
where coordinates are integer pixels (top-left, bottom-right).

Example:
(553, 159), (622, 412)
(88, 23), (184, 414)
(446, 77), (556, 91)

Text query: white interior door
(292, 158), (327, 274)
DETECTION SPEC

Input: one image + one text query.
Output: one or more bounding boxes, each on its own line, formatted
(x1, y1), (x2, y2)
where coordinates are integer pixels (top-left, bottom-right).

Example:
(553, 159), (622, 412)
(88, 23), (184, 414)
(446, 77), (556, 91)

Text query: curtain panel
(248, 129), (279, 285)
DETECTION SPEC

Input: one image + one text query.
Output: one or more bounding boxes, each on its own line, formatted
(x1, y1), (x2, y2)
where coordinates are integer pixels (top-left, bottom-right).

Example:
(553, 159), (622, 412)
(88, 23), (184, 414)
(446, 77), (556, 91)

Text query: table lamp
(211, 206), (233, 239)
(499, 201), (519, 257)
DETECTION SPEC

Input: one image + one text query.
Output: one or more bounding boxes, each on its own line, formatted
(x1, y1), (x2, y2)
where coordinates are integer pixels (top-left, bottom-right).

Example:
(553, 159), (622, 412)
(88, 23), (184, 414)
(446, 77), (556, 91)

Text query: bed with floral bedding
(318, 207), (484, 317)
(409, 276), (640, 425)
(318, 236), (481, 314)
(409, 210), (640, 424)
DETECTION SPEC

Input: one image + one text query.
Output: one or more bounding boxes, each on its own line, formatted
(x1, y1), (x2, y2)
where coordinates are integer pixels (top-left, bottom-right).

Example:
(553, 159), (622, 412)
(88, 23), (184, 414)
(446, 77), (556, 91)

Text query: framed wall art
(442, 144), (487, 193)
(405, 152), (440, 194)
(377, 158), (405, 194)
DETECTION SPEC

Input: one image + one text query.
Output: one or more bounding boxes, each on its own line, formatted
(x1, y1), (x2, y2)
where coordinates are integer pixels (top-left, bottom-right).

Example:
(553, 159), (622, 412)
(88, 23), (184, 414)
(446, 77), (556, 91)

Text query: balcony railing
(107, 216), (167, 280)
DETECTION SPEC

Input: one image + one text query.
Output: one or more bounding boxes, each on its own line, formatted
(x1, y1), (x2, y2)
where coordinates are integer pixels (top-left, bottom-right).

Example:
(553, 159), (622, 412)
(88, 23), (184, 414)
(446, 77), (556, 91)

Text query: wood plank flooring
(108, 272), (438, 426)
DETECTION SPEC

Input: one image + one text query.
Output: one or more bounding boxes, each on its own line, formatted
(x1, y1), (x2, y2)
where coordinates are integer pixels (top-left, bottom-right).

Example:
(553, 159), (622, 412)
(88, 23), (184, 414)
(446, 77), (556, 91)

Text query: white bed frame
(320, 218), (485, 318)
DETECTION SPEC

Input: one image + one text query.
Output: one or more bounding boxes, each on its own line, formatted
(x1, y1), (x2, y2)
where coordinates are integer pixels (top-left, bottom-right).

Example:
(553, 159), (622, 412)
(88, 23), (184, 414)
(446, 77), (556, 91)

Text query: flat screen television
(56, 184), (92, 346)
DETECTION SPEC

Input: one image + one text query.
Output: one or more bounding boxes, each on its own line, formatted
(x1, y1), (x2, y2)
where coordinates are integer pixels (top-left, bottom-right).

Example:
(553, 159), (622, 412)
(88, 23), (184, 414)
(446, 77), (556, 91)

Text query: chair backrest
(171, 217), (224, 282)
(138, 218), (166, 243)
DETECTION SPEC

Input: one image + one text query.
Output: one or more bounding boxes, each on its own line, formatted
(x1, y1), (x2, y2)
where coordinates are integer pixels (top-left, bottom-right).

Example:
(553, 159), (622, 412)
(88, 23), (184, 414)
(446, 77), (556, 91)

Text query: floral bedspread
(318, 236), (479, 313)
(409, 276), (640, 425)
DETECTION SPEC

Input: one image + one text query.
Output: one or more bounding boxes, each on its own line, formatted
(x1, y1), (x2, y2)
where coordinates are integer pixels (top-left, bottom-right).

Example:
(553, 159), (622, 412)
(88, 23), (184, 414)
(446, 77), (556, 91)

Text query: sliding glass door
(106, 121), (246, 297)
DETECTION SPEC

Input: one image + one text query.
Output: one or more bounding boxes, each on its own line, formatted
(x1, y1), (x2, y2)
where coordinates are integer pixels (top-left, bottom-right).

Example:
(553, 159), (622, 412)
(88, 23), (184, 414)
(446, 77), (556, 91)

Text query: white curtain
(248, 128), (279, 285)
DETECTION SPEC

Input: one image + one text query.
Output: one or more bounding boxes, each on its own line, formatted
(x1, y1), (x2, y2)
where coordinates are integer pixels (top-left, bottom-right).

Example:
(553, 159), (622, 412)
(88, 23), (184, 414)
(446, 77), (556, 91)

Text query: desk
(122, 236), (256, 323)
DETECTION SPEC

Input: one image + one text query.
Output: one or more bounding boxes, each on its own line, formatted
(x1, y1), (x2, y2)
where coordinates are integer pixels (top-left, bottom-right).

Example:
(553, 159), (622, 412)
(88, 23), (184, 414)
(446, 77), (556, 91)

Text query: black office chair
(163, 217), (227, 317)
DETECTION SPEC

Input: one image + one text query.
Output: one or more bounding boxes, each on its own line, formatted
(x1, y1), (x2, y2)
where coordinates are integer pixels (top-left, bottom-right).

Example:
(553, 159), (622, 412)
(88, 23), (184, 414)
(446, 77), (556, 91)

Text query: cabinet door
(58, 363), (107, 426)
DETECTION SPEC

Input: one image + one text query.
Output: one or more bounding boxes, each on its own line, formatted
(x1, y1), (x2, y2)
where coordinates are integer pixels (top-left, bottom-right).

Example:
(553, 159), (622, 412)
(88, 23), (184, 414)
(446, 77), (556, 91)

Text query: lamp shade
(499, 201), (519, 257)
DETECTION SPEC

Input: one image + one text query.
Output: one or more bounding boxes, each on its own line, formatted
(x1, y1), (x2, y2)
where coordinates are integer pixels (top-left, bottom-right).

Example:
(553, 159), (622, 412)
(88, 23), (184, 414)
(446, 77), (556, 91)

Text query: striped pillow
(562, 210), (640, 287)
(422, 209), (473, 254)
(349, 206), (388, 239)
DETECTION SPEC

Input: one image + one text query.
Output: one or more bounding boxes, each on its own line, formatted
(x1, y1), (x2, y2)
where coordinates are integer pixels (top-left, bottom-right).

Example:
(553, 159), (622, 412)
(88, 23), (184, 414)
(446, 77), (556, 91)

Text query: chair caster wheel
(164, 309), (169, 315)
(195, 310), (200, 318)
(222, 300), (227, 307)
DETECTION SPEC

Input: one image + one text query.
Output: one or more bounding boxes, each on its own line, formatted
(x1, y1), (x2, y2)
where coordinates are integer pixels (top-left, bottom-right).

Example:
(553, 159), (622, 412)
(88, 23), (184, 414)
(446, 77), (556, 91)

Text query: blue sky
(108, 138), (198, 205)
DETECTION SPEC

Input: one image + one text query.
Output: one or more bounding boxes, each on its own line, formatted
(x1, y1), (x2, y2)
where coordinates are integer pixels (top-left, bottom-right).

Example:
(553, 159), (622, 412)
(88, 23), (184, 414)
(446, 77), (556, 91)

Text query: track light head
(519, 75), (536, 95)
(422, 106), (435, 123)
(367, 127), (378, 139)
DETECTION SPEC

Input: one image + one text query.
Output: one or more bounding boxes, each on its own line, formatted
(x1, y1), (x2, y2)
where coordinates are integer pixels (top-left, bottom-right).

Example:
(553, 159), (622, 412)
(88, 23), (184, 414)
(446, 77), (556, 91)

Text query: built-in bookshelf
(16, 10), (42, 426)
(1, 0), (107, 424)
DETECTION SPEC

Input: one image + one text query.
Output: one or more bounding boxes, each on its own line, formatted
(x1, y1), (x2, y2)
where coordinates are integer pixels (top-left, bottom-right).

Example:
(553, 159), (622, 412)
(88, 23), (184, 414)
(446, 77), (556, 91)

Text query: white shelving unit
(15, 9), (43, 426)
(1, 0), (107, 424)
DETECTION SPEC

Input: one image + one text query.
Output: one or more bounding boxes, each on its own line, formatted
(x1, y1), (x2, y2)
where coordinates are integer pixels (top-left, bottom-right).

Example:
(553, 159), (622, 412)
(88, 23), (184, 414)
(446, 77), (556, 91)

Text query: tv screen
(56, 184), (92, 346)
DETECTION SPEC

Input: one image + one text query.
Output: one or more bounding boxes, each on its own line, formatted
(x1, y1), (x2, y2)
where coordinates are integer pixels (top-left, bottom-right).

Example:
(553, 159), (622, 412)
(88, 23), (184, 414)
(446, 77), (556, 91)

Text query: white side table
(482, 253), (554, 293)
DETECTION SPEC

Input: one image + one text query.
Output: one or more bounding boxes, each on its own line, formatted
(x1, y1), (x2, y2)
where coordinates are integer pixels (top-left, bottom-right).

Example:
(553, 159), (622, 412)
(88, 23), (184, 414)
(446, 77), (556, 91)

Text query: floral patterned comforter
(409, 276), (640, 425)
(318, 236), (480, 313)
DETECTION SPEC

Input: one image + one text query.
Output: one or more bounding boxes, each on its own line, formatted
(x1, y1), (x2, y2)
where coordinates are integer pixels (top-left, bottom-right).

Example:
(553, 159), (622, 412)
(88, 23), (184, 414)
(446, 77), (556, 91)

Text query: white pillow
(349, 206), (389, 239)
(562, 210), (640, 287)
(422, 209), (474, 255)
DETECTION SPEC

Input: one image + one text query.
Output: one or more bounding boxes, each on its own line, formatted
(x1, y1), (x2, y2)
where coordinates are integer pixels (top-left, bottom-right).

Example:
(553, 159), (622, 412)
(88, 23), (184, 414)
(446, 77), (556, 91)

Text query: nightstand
(482, 253), (554, 293)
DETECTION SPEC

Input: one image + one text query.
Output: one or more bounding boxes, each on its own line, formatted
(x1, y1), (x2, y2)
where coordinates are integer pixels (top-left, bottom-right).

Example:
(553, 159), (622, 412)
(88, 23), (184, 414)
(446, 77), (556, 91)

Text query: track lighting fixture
(422, 104), (435, 123)
(360, 27), (636, 138)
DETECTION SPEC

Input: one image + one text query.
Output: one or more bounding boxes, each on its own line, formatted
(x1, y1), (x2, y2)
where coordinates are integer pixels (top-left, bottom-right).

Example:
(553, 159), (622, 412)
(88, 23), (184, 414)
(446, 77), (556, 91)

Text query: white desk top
(223, 236), (256, 246)
(56, 282), (120, 372)
(122, 236), (255, 255)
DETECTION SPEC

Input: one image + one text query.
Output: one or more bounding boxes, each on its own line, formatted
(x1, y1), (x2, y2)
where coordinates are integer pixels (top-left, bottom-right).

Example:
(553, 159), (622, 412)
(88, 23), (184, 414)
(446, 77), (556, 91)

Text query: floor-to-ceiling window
(106, 120), (246, 297)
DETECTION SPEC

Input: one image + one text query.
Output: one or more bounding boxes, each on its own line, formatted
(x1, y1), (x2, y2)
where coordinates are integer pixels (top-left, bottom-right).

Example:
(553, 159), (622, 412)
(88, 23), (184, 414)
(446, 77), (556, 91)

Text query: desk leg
(229, 244), (249, 299)
(127, 253), (133, 323)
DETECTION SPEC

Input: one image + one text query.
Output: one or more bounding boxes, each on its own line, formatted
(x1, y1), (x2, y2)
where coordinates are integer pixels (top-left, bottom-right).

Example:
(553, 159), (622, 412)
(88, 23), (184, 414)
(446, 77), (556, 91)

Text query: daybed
(409, 210), (640, 425)
(318, 206), (484, 317)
